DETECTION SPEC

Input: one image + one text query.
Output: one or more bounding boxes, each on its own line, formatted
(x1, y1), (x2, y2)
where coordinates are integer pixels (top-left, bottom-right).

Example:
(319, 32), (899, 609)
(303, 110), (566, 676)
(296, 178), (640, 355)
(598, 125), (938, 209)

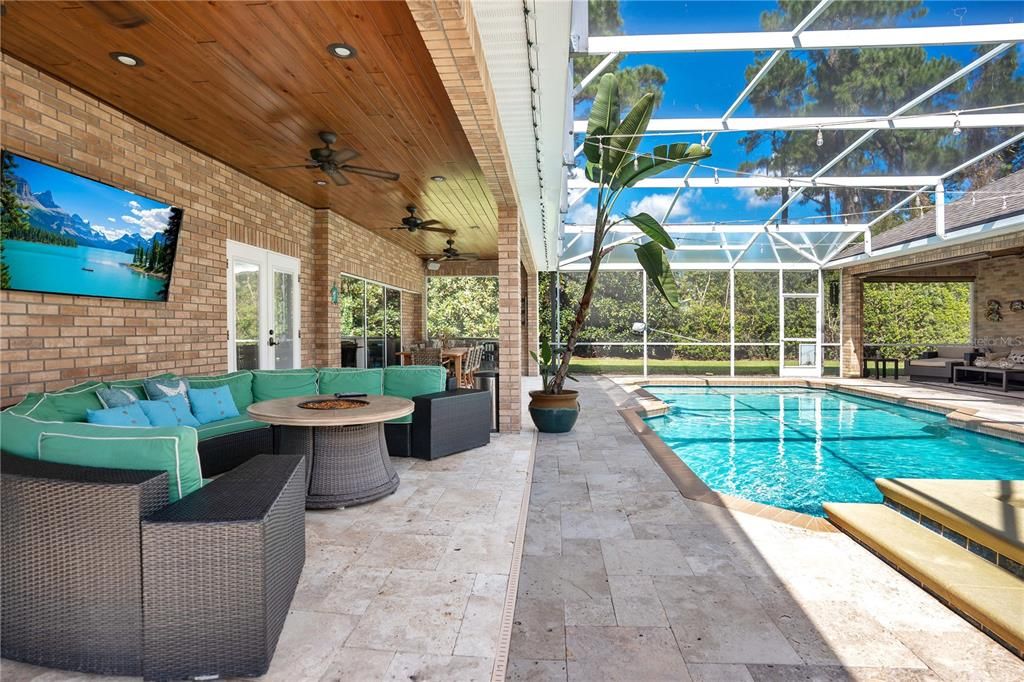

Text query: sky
(8, 153), (173, 242)
(568, 0), (1024, 230)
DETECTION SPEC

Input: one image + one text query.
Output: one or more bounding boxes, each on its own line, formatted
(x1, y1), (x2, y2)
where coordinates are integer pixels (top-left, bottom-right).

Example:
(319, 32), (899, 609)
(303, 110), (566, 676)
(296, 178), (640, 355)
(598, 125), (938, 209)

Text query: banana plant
(547, 72), (711, 394)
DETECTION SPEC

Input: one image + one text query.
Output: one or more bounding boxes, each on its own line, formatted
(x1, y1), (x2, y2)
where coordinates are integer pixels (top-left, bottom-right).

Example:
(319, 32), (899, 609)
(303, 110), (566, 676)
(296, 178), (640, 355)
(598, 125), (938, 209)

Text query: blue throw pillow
(138, 395), (200, 428)
(144, 376), (191, 406)
(187, 386), (240, 424)
(86, 402), (151, 427)
(96, 386), (141, 409)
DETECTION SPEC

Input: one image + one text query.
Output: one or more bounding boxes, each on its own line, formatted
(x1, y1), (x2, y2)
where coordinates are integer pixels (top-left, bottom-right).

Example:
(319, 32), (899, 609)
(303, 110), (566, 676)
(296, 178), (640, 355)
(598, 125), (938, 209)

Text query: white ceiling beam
(583, 24), (1024, 54)
(563, 223), (868, 234)
(572, 112), (1024, 134)
(567, 175), (940, 189)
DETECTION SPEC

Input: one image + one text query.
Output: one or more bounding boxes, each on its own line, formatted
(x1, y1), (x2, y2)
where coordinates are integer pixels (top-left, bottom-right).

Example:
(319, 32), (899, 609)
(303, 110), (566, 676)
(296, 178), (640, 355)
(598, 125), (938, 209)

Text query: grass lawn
(568, 357), (841, 376)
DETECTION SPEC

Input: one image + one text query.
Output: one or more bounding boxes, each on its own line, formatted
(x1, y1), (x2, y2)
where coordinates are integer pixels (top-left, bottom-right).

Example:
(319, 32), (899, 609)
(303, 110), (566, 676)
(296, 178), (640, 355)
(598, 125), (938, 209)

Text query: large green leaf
(586, 73), (619, 138)
(615, 142), (711, 187)
(635, 241), (679, 307)
(627, 212), (675, 250)
(603, 92), (654, 176)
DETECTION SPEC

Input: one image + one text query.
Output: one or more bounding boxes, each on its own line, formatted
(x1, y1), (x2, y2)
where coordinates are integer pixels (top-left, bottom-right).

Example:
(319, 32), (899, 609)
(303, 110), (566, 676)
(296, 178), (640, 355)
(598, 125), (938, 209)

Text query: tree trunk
(550, 227), (605, 393)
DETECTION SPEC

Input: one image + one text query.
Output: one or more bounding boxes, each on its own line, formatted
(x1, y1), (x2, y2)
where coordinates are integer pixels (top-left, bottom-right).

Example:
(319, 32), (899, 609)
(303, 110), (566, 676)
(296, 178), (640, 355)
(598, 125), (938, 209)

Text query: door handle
(268, 329), (277, 347)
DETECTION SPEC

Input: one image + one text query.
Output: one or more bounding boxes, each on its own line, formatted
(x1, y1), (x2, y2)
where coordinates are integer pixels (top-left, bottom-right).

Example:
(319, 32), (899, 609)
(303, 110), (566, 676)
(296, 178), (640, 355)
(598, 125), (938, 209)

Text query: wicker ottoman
(141, 455), (305, 681)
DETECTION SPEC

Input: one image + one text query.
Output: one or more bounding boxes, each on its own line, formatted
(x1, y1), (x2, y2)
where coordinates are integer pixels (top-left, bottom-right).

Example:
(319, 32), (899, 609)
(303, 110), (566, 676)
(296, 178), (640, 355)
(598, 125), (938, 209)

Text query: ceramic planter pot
(528, 389), (580, 433)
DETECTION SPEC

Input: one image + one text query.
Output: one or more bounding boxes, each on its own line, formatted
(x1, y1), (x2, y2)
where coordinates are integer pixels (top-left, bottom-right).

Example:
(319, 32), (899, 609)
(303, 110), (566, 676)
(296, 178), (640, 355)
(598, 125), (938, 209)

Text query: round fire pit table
(247, 394), (413, 509)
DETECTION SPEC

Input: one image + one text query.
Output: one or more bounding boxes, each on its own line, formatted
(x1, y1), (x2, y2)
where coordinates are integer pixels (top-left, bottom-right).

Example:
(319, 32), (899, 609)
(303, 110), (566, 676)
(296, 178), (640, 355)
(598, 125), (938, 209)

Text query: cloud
(735, 187), (773, 210)
(107, 217), (116, 222)
(91, 224), (130, 241)
(566, 201), (597, 225)
(625, 191), (701, 222)
(121, 201), (172, 239)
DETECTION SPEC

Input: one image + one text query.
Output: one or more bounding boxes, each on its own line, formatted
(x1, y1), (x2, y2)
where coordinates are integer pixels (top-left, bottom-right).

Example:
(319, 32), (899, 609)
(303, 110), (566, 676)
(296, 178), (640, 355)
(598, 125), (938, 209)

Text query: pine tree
(1, 151), (33, 288)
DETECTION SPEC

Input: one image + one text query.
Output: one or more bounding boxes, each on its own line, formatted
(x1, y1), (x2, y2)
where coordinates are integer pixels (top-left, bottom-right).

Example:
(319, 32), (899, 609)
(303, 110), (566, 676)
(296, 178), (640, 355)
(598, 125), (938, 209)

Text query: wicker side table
(141, 455), (305, 681)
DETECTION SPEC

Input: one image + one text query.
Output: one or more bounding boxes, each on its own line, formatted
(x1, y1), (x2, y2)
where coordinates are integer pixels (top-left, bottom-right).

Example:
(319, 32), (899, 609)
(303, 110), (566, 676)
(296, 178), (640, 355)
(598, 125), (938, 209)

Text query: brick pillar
(522, 264), (538, 376)
(840, 271), (863, 377)
(309, 209), (336, 368)
(498, 209), (522, 431)
(401, 290), (425, 348)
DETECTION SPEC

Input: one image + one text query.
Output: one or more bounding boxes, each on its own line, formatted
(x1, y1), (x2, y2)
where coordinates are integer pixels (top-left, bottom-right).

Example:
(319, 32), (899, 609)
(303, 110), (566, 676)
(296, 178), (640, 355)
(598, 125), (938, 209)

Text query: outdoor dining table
(397, 346), (470, 385)
(247, 394), (413, 509)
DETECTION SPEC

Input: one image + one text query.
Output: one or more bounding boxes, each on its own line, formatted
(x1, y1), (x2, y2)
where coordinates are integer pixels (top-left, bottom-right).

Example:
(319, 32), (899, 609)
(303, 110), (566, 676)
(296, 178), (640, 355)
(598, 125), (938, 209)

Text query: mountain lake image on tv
(0, 150), (182, 301)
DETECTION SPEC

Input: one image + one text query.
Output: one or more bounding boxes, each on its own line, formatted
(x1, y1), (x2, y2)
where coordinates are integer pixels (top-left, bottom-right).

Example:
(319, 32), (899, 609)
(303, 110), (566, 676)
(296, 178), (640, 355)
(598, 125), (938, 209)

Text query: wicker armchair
(1, 453), (305, 681)
(411, 347), (443, 365)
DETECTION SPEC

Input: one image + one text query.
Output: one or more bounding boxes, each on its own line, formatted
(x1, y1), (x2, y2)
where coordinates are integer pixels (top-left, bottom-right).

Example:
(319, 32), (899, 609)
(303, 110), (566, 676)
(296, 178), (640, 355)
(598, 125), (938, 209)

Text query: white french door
(227, 241), (301, 371)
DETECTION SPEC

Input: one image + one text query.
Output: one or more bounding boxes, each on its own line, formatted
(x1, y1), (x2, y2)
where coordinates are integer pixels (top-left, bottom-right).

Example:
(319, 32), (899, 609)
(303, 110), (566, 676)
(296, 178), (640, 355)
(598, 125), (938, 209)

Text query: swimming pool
(643, 386), (1024, 517)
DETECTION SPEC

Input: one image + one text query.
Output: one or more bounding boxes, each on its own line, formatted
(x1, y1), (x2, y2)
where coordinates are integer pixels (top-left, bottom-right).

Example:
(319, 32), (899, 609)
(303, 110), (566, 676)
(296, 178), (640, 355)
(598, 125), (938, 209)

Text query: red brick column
(840, 271), (863, 377)
(498, 209), (522, 431)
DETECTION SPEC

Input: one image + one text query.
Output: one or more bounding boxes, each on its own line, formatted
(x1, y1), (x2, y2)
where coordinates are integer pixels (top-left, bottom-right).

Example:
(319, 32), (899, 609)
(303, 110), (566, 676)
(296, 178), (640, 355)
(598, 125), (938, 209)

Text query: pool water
(643, 386), (1024, 516)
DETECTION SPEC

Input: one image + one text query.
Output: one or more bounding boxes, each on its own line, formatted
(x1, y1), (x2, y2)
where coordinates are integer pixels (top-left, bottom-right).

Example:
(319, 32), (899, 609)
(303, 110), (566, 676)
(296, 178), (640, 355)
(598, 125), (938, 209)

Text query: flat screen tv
(0, 150), (182, 302)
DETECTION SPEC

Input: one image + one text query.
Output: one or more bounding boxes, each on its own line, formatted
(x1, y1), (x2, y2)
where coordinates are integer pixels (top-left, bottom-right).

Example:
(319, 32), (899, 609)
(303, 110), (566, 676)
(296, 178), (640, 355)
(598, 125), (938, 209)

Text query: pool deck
(509, 376), (1024, 681)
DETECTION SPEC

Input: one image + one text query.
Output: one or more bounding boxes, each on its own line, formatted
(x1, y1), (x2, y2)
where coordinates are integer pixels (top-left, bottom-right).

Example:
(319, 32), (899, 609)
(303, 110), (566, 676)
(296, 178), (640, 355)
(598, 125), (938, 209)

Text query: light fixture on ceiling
(430, 175), (446, 182)
(327, 43), (356, 59)
(110, 52), (143, 67)
(315, 179), (328, 186)
(426, 260), (441, 272)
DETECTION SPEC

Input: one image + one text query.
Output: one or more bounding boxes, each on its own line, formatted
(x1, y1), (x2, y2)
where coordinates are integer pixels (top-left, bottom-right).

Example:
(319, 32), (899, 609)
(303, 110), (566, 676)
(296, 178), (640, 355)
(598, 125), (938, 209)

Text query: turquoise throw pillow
(86, 402), (151, 427)
(97, 386), (140, 408)
(144, 377), (191, 406)
(185, 371), (254, 411)
(188, 386), (240, 424)
(139, 395), (200, 428)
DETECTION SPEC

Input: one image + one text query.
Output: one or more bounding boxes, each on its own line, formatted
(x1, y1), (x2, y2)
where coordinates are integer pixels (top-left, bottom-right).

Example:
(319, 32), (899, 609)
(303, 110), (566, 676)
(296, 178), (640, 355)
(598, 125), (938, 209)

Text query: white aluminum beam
(562, 223), (868, 234)
(567, 175), (940, 189)
(559, 260), (822, 271)
(584, 24), (1024, 54)
(572, 112), (1024, 134)
(573, 52), (619, 96)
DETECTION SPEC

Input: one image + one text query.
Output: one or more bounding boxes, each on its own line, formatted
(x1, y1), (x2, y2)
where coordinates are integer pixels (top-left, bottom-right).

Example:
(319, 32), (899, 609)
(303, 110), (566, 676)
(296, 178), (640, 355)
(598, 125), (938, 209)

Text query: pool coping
(618, 378), (1024, 533)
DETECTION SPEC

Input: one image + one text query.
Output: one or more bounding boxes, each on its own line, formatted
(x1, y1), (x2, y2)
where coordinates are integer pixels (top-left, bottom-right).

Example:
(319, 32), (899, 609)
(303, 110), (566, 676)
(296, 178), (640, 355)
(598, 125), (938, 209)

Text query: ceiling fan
(419, 237), (479, 262)
(380, 205), (454, 235)
(268, 131), (400, 186)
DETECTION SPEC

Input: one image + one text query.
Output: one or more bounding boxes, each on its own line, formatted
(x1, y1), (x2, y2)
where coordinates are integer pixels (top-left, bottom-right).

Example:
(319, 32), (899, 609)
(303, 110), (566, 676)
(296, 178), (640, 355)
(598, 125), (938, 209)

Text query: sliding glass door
(336, 274), (403, 368)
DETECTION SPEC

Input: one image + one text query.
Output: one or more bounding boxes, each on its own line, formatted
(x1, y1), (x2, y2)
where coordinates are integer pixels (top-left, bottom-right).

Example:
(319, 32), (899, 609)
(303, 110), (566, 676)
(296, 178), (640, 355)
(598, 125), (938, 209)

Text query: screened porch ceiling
(557, 0), (1024, 272)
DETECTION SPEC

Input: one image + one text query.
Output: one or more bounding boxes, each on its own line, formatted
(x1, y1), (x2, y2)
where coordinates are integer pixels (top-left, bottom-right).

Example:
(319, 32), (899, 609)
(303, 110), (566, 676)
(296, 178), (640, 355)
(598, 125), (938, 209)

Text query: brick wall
(839, 231), (1024, 376)
(0, 55), (424, 405)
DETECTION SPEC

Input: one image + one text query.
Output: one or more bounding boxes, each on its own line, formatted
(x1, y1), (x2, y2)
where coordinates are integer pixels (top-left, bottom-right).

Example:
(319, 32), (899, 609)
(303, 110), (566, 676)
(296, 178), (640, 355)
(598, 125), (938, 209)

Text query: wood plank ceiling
(0, 0), (498, 258)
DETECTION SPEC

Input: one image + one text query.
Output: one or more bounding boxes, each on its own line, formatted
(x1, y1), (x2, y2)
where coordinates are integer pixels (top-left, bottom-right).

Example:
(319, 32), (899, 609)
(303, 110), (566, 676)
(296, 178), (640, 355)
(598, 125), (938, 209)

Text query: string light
(952, 112), (962, 136)
(713, 169), (720, 185)
(1003, 196), (1008, 210)
(700, 131), (707, 151)
(633, 155), (639, 171)
(972, 192), (976, 206)
(816, 127), (824, 147)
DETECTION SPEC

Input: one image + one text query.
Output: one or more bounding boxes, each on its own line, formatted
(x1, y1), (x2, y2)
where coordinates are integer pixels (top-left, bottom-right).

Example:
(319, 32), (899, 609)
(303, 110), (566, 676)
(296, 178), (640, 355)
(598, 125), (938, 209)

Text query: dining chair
(411, 347), (443, 366)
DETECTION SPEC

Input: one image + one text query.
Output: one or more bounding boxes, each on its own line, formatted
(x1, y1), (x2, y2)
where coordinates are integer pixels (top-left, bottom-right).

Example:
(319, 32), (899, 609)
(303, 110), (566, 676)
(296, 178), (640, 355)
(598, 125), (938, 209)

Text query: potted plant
(528, 72), (711, 432)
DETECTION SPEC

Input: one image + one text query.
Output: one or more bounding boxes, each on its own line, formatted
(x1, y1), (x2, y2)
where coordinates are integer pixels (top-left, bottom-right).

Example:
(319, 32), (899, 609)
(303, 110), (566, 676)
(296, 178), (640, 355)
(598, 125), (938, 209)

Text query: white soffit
(472, 0), (569, 270)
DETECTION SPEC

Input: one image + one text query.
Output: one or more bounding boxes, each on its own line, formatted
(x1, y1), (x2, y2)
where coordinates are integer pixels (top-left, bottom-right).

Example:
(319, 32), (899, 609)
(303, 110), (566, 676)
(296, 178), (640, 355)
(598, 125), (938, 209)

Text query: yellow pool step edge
(824, 502), (1024, 655)
(876, 478), (1024, 567)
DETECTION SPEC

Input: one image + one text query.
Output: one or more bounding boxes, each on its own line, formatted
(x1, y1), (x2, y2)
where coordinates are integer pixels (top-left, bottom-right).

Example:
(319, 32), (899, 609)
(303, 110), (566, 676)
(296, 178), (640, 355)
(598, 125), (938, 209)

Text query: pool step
(876, 478), (1024, 570)
(824, 502), (1024, 655)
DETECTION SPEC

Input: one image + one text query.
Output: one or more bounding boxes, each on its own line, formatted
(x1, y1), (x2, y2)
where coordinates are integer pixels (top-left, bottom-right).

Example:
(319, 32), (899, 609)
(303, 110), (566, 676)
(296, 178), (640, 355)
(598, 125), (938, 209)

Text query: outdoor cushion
(144, 376), (191, 405)
(318, 368), (383, 396)
(1, 397), (67, 458)
(185, 370), (255, 411)
(195, 414), (268, 441)
(28, 381), (106, 422)
(975, 358), (990, 367)
(86, 402), (150, 427)
(251, 368), (318, 401)
(139, 396), (200, 428)
(909, 358), (952, 368)
(4, 392), (62, 421)
(97, 386), (141, 408)
(36, 424), (202, 503)
(107, 373), (176, 401)
(188, 386), (240, 424)
(383, 366), (446, 425)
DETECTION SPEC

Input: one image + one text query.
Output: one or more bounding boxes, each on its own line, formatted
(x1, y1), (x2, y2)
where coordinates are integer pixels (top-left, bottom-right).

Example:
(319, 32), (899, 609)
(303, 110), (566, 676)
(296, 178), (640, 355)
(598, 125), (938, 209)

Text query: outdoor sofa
(0, 365), (491, 679)
(905, 344), (974, 382)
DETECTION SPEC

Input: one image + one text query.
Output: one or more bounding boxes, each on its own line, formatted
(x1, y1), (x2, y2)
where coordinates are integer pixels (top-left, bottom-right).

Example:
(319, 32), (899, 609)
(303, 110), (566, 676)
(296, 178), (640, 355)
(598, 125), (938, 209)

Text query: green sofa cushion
(17, 381), (107, 423)
(318, 368), (383, 396)
(383, 366), (446, 425)
(186, 370), (255, 411)
(195, 415), (268, 441)
(251, 369), (318, 401)
(37, 424), (202, 502)
(107, 373), (175, 401)
(1, 400), (65, 457)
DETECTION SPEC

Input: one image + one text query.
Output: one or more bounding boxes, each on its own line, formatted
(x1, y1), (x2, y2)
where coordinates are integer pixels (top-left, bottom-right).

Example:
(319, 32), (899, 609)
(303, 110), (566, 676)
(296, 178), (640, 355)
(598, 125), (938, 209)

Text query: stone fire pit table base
(275, 423), (400, 508)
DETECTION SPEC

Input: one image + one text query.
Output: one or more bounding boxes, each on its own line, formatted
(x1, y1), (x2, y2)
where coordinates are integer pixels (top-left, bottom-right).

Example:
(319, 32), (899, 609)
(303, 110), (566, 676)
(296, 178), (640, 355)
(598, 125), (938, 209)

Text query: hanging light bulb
(816, 126), (824, 147)
(700, 131), (707, 151)
(633, 154), (639, 171)
(972, 192), (977, 206)
(1003, 196), (1008, 210)
(713, 168), (720, 185)
(952, 113), (962, 137)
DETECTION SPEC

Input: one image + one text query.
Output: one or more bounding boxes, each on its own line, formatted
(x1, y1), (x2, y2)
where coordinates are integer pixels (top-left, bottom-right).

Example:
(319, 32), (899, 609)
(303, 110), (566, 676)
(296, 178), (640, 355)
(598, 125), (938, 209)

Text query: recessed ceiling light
(430, 175), (446, 182)
(110, 52), (143, 67)
(315, 179), (328, 186)
(327, 43), (356, 59)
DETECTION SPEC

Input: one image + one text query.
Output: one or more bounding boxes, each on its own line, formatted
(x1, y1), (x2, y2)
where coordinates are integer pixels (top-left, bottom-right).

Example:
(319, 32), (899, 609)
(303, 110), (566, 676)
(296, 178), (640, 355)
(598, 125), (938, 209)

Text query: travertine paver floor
(508, 376), (1024, 682)
(0, 429), (533, 682)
